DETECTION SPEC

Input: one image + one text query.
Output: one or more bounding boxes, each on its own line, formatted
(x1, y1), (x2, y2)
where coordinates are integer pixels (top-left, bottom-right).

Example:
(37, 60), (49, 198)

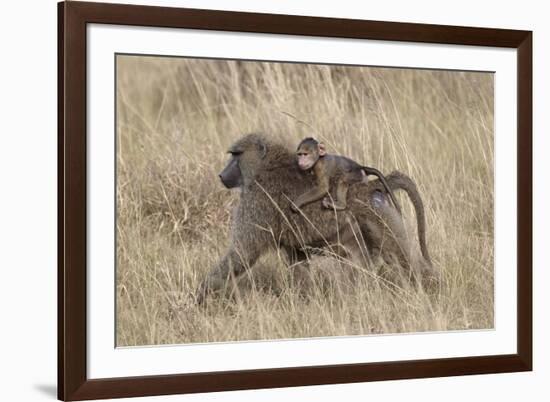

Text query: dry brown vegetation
(116, 55), (494, 346)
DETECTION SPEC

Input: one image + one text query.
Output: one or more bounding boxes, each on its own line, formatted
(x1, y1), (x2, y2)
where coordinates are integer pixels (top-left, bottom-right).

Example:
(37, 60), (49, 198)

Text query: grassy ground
(115, 55), (494, 346)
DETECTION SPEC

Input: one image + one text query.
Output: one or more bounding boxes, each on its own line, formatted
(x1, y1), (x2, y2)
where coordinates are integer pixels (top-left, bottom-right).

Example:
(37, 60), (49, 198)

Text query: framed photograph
(58, 1), (532, 400)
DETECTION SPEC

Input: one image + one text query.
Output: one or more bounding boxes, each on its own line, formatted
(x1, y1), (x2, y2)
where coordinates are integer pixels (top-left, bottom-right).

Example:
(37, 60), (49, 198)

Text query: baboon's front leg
(292, 183), (330, 212)
(197, 239), (262, 304)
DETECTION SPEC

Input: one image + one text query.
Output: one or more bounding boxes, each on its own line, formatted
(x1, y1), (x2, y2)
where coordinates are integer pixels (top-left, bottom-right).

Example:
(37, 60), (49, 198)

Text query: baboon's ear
(257, 141), (267, 159)
(318, 143), (327, 156)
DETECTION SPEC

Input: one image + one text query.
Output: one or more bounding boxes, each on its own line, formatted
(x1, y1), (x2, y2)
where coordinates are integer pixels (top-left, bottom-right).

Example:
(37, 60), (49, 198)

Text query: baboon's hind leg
(361, 190), (414, 278)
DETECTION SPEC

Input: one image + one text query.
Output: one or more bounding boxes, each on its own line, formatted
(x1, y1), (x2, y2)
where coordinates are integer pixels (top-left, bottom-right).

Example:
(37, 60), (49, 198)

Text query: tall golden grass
(116, 55), (494, 346)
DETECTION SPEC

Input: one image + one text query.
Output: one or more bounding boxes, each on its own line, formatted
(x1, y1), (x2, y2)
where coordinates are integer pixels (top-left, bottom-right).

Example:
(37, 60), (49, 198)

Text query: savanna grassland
(116, 55), (494, 346)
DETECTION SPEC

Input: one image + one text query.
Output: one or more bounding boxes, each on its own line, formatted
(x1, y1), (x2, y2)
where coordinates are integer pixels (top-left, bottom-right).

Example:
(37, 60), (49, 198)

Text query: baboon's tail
(385, 171), (432, 266)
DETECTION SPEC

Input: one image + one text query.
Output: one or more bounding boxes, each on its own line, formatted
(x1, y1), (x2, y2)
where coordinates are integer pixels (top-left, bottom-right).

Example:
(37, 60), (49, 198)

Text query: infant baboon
(292, 137), (401, 213)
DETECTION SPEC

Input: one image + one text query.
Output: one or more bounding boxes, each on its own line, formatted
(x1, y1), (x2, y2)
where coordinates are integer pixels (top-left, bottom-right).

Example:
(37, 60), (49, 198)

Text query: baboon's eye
(228, 150), (243, 156)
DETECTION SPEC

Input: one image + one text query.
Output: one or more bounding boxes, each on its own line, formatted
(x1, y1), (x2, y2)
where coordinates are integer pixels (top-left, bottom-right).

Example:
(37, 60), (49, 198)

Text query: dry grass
(115, 55), (494, 347)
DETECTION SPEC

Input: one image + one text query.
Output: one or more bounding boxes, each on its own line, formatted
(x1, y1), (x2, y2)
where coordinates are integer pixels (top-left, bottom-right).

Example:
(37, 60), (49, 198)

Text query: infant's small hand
(290, 203), (299, 213)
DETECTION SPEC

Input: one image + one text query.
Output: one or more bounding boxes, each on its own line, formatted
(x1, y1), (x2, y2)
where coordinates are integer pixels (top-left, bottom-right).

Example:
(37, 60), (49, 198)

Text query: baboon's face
(296, 139), (325, 171)
(219, 149), (244, 189)
(219, 135), (268, 188)
(296, 145), (319, 171)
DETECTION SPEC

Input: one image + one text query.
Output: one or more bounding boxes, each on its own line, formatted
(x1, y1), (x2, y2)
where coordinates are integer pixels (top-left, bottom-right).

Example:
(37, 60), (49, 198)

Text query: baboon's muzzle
(219, 159), (242, 189)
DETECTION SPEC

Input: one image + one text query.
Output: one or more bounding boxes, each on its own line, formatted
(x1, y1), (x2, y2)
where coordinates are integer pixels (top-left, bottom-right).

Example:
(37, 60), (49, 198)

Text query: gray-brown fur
(198, 133), (436, 303)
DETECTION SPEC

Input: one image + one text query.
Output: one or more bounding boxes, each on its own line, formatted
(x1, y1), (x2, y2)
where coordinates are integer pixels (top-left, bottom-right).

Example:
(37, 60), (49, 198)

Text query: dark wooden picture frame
(58, 1), (532, 400)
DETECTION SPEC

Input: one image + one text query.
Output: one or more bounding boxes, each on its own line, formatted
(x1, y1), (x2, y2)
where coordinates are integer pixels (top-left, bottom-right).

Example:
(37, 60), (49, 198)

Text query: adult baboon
(197, 133), (436, 303)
